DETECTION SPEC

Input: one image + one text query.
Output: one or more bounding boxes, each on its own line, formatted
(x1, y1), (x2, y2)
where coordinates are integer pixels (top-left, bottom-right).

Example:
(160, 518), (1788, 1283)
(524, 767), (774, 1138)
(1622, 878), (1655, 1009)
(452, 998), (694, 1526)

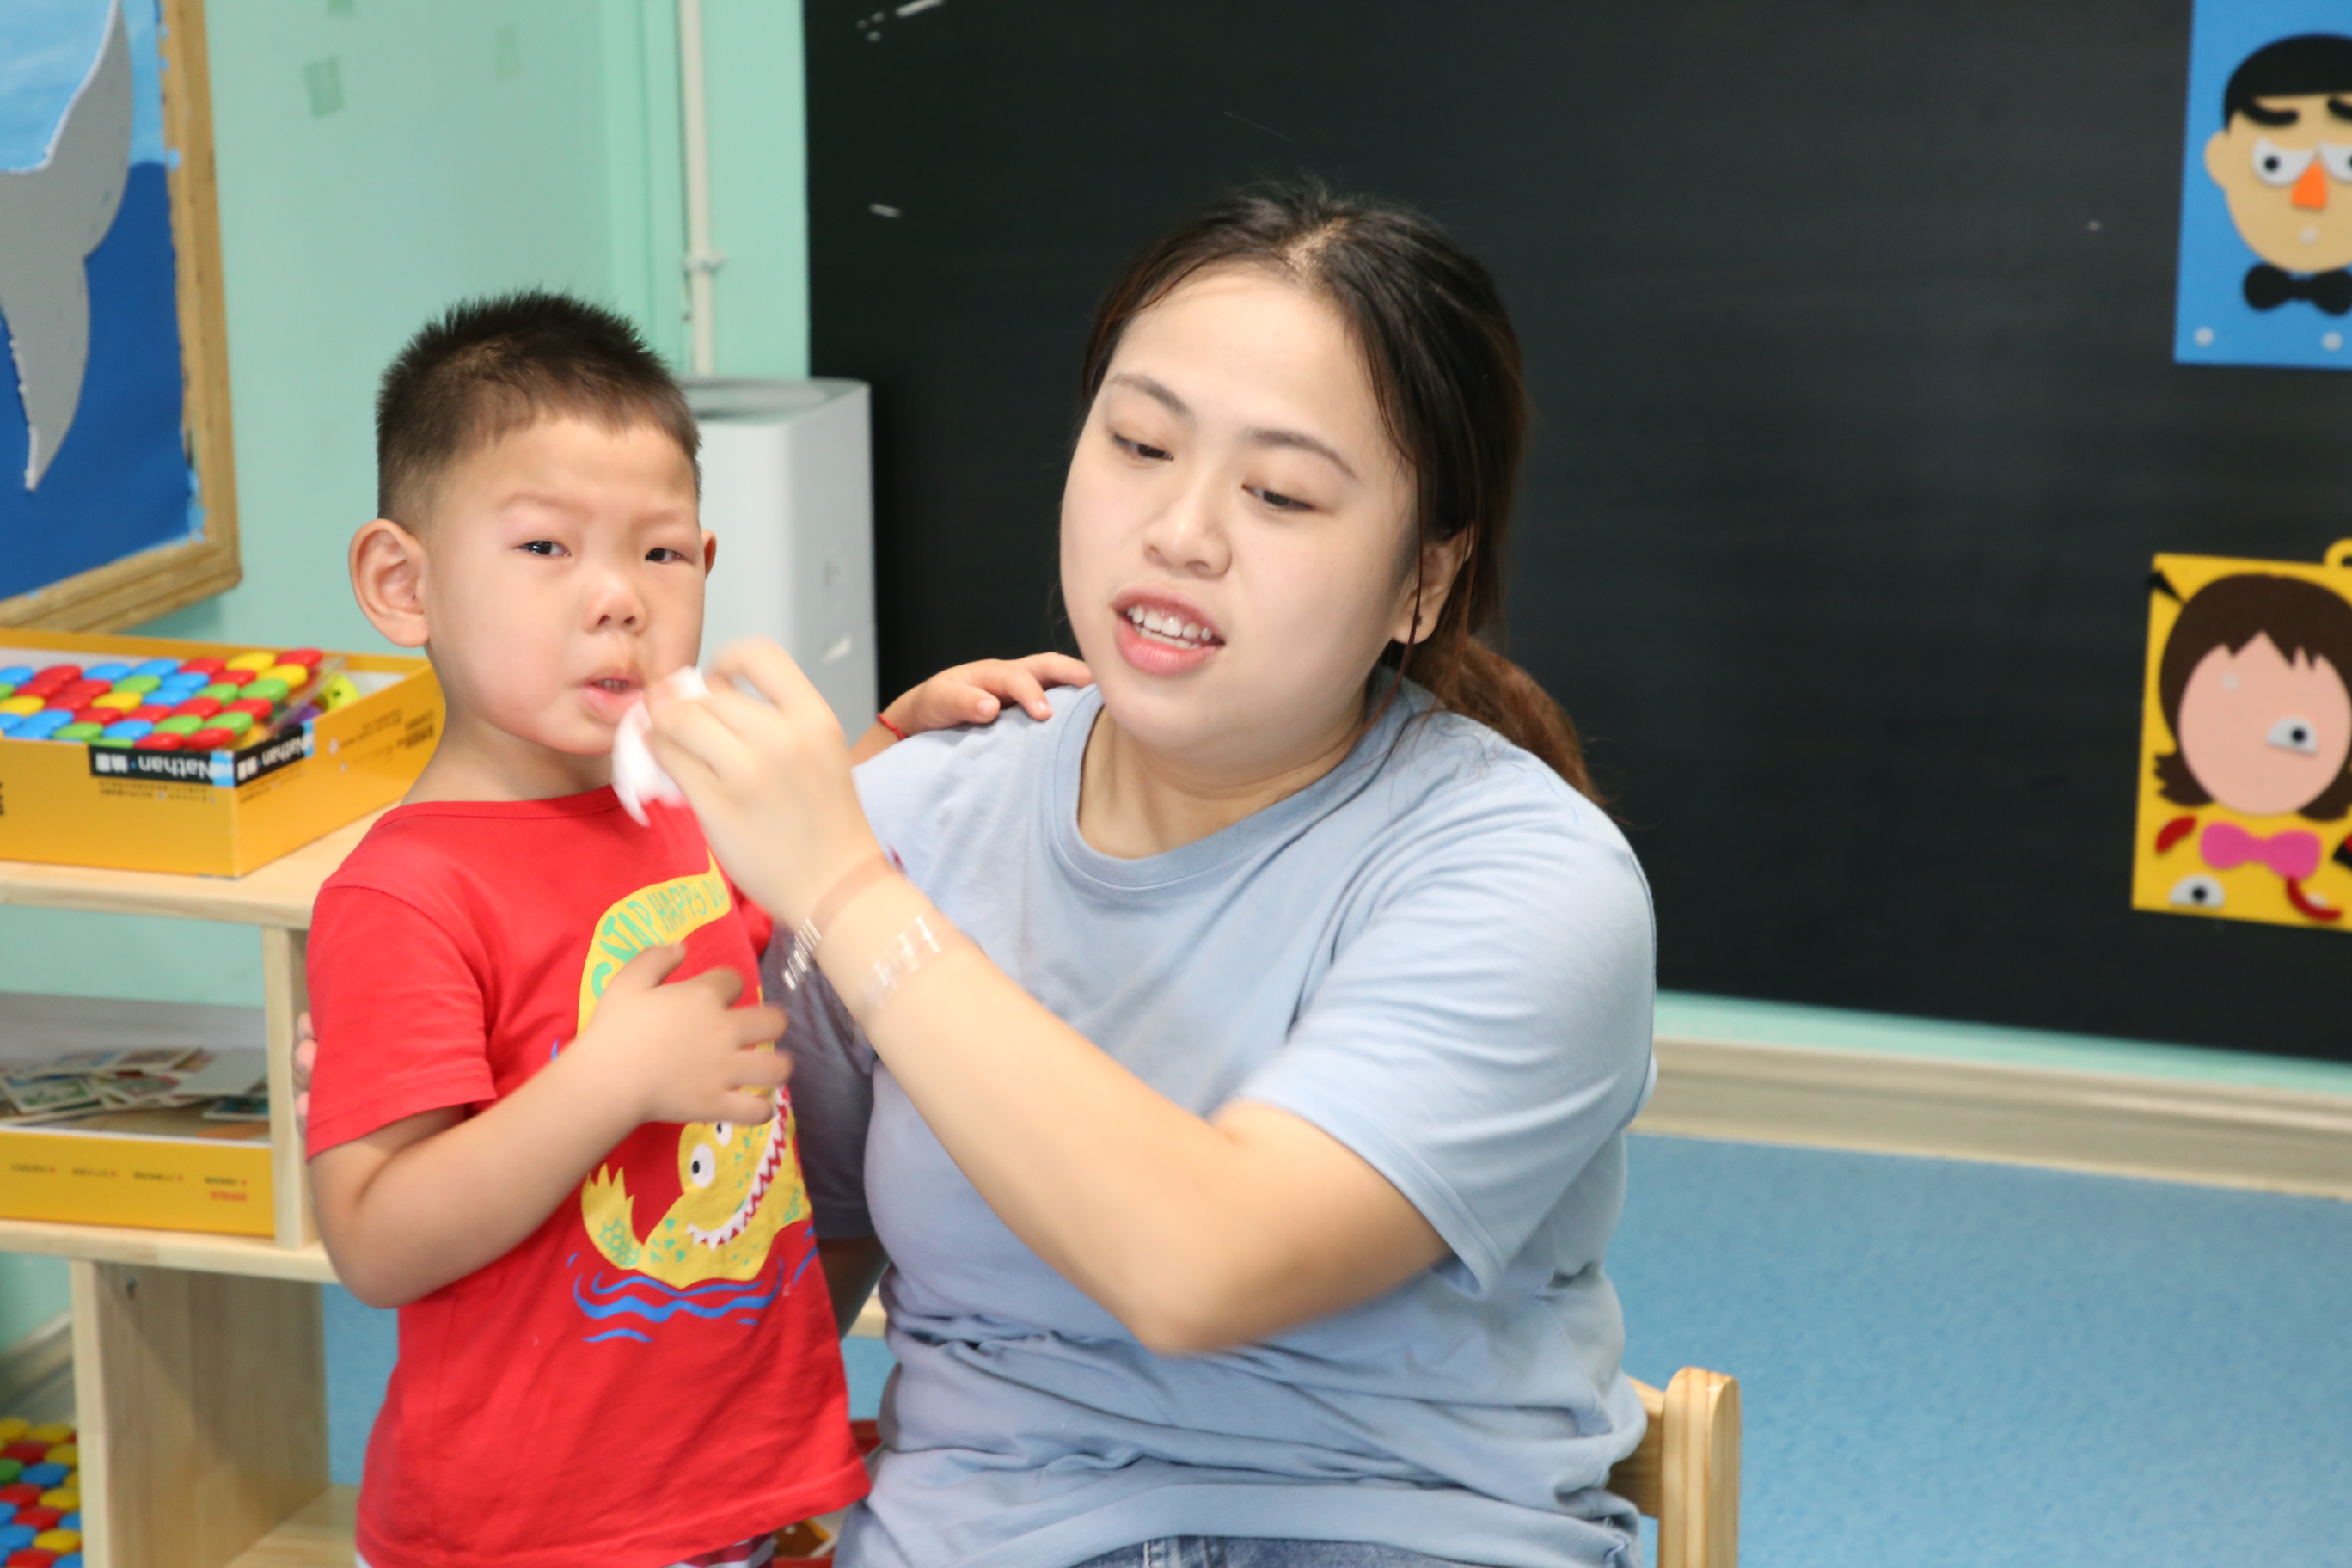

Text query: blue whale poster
(0, 0), (201, 604)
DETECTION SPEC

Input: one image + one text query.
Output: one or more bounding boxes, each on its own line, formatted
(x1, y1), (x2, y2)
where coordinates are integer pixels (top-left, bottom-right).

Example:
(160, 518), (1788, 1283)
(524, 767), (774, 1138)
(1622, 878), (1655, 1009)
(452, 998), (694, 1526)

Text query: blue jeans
(1071, 1543), (1483, 1568)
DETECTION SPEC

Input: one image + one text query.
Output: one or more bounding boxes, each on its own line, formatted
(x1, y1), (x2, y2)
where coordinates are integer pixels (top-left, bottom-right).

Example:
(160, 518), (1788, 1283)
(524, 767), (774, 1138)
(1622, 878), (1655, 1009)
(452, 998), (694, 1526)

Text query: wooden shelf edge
(0, 809), (386, 928)
(1641, 1033), (2352, 1202)
(224, 1484), (355, 1568)
(0, 1215), (335, 1281)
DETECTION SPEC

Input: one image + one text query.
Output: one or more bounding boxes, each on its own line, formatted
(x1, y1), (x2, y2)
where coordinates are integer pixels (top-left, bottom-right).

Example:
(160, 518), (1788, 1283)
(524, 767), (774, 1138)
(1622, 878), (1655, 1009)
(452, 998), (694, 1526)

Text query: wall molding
(1637, 1035), (2352, 1201)
(839, 1033), (2352, 1340)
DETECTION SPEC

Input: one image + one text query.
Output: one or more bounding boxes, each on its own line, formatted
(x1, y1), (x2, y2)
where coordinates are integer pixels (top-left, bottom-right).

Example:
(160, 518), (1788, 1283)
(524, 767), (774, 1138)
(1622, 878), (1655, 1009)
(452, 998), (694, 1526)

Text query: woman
(652, 184), (1657, 1568)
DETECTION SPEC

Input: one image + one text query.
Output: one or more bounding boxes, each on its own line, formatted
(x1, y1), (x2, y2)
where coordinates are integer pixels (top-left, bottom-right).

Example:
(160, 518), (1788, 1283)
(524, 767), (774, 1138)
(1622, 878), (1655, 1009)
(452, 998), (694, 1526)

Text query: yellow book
(0, 1106), (273, 1236)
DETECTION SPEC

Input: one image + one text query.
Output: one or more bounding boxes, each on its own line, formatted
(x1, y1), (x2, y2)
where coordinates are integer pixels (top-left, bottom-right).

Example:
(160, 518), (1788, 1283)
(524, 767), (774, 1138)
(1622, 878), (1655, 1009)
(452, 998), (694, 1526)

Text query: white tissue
(612, 666), (709, 825)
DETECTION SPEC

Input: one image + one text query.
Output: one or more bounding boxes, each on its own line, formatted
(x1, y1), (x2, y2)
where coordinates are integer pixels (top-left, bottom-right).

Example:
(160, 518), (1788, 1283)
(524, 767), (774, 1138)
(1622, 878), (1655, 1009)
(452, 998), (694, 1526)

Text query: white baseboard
(799, 1032), (2352, 1352)
(1638, 1034), (2352, 1200)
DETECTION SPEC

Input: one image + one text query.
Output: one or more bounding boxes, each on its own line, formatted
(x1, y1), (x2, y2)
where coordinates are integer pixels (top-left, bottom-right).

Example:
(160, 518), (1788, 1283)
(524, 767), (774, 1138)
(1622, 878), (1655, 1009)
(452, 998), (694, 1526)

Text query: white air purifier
(685, 378), (877, 732)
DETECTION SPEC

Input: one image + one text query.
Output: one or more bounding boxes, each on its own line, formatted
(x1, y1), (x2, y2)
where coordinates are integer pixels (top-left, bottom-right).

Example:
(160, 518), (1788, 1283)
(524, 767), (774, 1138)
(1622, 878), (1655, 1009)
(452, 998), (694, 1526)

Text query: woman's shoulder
(1375, 701), (1629, 854)
(855, 682), (1087, 790)
(851, 683), (1087, 855)
(1339, 701), (1652, 925)
(1333, 708), (1654, 974)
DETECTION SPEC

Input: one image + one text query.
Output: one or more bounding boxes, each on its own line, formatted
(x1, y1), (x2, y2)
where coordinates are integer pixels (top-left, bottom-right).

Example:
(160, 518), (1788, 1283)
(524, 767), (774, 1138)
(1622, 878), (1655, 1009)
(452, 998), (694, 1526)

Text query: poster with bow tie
(2134, 542), (2352, 931)
(2175, 4), (2352, 368)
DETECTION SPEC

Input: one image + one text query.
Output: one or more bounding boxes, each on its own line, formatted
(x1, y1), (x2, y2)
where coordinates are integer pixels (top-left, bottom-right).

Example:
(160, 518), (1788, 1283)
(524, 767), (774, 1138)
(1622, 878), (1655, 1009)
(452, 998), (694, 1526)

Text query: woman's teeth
(1124, 605), (1214, 648)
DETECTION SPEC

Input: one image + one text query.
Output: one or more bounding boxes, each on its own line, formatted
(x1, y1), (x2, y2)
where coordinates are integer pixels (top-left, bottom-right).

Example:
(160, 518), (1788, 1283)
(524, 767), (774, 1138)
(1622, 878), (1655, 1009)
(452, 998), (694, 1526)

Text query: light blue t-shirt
(775, 683), (1658, 1568)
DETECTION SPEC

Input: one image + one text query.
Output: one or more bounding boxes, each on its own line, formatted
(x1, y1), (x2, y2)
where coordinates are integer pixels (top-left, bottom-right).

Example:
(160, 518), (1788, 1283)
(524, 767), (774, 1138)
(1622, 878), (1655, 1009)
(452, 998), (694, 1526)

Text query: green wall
(0, 1255), (68, 1352)
(0, 0), (808, 1010)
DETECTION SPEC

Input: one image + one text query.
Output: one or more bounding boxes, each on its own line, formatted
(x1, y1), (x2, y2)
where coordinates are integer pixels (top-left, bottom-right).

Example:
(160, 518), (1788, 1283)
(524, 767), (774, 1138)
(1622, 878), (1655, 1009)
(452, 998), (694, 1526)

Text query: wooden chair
(1606, 1368), (1742, 1568)
(783, 1388), (1742, 1568)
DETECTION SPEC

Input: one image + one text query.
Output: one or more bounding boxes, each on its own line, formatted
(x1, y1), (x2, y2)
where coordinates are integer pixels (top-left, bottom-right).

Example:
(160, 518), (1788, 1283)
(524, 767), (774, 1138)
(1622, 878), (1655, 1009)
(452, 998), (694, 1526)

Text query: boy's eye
(1112, 432), (1173, 462)
(2253, 138), (2317, 187)
(519, 540), (565, 557)
(646, 547), (691, 563)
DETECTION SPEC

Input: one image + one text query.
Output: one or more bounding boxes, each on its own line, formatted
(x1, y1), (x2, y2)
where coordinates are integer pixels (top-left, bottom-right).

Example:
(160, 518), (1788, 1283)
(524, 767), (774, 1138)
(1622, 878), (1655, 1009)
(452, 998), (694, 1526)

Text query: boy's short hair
(2223, 34), (2352, 127)
(375, 289), (699, 524)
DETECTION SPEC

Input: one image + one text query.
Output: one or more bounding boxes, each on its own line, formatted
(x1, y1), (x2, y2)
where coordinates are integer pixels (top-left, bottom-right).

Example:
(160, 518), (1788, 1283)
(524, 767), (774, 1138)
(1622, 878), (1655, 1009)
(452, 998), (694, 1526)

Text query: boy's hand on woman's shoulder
(568, 943), (791, 1128)
(851, 652), (1091, 763)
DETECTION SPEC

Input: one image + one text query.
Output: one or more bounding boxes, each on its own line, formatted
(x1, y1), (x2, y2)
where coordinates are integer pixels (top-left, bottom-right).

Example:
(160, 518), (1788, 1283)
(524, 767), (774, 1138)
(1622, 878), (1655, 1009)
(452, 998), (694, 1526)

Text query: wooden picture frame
(0, 0), (238, 632)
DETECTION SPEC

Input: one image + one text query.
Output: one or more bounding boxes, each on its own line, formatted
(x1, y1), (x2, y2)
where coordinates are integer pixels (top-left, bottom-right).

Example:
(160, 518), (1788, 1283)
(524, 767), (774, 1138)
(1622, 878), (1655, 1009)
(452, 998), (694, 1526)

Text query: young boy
(304, 291), (1082, 1568)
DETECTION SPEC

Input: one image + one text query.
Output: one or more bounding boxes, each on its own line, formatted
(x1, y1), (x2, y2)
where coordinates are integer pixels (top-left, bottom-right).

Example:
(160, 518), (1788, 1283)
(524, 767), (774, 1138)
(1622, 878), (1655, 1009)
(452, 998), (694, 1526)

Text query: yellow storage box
(0, 628), (439, 876)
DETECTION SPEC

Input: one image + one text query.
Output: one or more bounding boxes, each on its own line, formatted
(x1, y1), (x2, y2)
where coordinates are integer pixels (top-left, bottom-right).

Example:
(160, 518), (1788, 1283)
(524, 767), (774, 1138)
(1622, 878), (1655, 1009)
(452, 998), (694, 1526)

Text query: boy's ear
(702, 530), (718, 575)
(351, 518), (431, 648)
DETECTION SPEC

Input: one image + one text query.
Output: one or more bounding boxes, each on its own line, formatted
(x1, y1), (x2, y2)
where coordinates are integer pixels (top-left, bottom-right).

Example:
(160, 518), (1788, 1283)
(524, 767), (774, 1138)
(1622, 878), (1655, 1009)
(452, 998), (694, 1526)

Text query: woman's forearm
(814, 876), (1442, 1353)
(640, 642), (1439, 1347)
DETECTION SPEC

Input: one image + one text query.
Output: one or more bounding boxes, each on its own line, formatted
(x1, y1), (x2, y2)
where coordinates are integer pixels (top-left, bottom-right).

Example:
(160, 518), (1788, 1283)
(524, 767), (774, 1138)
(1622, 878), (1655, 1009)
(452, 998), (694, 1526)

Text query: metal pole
(677, 0), (720, 375)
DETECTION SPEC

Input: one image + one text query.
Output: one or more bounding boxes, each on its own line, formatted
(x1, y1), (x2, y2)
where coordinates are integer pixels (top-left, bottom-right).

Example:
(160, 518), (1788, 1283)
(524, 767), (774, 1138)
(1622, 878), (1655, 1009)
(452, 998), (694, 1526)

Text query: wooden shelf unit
(0, 812), (379, 1568)
(222, 1486), (355, 1568)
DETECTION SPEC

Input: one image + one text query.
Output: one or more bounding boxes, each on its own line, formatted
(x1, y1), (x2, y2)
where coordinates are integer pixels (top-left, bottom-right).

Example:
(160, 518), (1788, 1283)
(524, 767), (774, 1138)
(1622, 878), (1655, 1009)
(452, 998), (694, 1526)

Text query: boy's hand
(570, 943), (791, 1127)
(303, 955), (787, 1136)
(295, 1014), (316, 1139)
(307, 946), (790, 1309)
(851, 652), (1091, 763)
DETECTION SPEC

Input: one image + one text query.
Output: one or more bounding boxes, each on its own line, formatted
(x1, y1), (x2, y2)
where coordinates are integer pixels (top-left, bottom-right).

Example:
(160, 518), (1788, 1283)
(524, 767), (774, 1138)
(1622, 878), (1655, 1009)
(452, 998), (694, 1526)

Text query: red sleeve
(306, 885), (499, 1157)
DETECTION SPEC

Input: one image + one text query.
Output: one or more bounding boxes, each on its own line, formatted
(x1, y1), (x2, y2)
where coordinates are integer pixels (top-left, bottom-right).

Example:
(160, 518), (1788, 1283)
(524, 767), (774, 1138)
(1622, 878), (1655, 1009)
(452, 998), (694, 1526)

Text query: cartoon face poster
(2134, 543), (2352, 929)
(2172, 4), (2352, 367)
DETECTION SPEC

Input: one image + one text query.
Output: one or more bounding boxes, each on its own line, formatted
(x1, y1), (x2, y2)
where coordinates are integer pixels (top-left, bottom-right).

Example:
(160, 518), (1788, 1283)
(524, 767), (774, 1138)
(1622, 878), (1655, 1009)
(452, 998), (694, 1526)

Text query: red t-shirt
(306, 790), (867, 1568)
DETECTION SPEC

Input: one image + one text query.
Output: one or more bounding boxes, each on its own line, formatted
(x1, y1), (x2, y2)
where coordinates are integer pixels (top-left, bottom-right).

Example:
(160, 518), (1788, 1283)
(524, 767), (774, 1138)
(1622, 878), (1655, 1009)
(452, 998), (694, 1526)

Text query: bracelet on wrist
(857, 912), (959, 1016)
(777, 854), (897, 994)
(875, 711), (910, 743)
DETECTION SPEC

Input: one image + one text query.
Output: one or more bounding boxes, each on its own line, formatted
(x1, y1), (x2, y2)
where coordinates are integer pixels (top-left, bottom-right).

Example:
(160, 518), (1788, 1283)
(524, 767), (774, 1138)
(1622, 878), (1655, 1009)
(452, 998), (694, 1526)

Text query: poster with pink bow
(2135, 542), (2352, 930)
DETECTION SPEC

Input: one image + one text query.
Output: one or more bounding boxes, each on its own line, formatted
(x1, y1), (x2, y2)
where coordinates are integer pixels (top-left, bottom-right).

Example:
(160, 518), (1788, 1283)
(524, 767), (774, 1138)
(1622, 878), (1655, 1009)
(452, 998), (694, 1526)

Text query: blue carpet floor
(1609, 1136), (2352, 1566)
(324, 1136), (2352, 1565)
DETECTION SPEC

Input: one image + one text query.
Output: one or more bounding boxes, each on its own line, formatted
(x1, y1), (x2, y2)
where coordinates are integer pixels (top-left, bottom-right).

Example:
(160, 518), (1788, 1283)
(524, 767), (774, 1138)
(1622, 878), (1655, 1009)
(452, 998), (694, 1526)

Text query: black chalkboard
(808, 0), (2352, 1062)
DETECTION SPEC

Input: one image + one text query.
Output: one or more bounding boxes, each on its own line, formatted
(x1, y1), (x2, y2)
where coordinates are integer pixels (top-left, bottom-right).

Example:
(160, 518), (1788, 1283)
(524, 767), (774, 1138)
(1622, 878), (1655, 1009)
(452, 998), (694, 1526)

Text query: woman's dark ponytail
(1418, 636), (1593, 797)
(1079, 181), (1597, 801)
